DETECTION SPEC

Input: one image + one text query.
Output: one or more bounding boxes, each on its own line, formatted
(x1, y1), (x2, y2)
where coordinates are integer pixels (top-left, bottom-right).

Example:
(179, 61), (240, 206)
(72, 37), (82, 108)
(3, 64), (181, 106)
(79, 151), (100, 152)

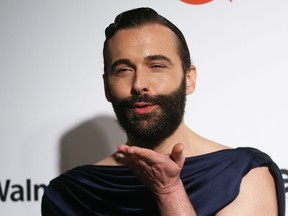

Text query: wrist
(154, 179), (197, 216)
(154, 178), (185, 196)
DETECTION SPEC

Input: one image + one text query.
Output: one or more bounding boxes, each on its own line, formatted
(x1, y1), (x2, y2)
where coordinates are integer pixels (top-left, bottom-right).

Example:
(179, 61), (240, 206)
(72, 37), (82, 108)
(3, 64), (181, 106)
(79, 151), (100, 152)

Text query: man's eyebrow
(111, 59), (135, 71)
(144, 55), (173, 65)
(110, 55), (173, 72)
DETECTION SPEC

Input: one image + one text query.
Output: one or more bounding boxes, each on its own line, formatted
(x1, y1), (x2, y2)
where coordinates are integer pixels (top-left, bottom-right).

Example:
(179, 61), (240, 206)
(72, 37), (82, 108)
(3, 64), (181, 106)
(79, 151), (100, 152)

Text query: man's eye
(152, 64), (165, 68)
(150, 64), (167, 71)
(118, 68), (129, 72)
(114, 67), (133, 76)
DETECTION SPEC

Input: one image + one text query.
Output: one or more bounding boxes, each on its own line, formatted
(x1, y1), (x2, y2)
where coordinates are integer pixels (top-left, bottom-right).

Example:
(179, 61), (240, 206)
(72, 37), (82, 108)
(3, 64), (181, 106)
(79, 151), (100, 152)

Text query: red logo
(181, 0), (232, 4)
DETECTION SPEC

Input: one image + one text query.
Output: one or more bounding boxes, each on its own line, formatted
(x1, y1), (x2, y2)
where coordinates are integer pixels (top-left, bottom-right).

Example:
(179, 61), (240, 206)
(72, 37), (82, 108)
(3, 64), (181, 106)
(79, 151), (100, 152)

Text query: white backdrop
(0, 0), (287, 215)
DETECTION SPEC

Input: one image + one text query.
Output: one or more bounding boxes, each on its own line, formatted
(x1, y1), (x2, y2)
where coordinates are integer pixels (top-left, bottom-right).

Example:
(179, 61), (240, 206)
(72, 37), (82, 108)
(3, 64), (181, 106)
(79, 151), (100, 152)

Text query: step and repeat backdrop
(1, 0), (287, 215)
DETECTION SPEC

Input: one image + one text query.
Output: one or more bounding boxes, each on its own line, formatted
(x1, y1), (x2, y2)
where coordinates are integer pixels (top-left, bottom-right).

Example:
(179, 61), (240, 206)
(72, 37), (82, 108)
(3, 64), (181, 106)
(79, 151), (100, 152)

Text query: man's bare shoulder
(216, 167), (278, 216)
(187, 132), (232, 157)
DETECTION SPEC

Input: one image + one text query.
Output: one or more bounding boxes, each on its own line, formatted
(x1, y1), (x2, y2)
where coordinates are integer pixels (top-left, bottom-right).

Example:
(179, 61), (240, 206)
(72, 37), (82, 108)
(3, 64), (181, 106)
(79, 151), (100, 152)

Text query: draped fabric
(42, 147), (285, 216)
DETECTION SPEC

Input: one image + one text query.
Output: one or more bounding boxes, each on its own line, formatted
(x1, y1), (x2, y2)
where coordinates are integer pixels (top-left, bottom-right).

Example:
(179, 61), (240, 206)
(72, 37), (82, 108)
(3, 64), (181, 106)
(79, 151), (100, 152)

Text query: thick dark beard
(111, 77), (186, 148)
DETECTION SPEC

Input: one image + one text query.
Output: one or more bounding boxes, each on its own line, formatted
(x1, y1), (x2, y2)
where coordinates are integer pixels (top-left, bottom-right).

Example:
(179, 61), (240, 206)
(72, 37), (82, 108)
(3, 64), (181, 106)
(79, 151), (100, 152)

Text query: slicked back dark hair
(103, 7), (191, 74)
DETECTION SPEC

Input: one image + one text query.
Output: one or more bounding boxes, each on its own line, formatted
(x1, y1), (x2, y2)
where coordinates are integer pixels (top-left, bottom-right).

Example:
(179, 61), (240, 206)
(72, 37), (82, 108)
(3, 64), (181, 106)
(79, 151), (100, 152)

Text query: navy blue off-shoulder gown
(42, 147), (285, 216)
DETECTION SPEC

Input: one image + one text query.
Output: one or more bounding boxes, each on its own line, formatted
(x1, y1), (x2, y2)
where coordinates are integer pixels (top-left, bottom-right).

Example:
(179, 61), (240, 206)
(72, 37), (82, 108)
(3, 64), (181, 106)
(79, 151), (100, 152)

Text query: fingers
(170, 143), (185, 168)
(117, 144), (152, 158)
(115, 145), (151, 169)
(115, 143), (185, 168)
(117, 144), (129, 151)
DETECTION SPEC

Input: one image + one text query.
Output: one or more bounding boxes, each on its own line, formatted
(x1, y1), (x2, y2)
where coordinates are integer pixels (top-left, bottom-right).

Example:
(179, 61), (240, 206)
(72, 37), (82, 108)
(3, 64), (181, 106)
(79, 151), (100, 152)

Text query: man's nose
(131, 68), (150, 95)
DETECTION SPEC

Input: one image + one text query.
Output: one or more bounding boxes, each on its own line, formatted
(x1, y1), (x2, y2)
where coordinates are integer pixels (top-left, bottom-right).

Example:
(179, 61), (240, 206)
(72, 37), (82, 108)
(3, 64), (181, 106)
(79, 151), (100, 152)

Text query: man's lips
(130, 102), (156, 114)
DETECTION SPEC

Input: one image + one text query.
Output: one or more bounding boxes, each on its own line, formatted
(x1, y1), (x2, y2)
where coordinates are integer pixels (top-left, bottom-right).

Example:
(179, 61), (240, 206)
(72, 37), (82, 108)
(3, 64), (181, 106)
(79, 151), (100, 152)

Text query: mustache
(117, 94), (166, 108)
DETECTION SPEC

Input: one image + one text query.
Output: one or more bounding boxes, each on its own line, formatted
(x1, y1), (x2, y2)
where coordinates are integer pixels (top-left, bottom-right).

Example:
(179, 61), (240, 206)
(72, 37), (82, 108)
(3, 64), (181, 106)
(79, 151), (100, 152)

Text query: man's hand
(115, 143), (185, 194)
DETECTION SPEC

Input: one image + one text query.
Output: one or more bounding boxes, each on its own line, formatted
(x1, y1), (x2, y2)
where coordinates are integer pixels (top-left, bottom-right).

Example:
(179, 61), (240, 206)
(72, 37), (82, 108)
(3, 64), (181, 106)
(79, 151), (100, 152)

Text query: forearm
(155, 180), (197, 216)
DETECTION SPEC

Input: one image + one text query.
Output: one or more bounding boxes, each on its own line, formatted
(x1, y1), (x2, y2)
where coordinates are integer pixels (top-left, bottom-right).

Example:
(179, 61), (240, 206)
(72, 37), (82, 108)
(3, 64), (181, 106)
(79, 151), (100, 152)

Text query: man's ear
(103, 74), (112, 102)
(185, 65), (196, 95)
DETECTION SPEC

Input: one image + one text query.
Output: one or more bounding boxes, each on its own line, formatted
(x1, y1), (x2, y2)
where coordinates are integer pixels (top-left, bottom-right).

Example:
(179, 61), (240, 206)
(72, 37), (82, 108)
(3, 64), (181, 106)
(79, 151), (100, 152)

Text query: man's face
(104, 24), (195, 144)
(111, 77), (186, 144)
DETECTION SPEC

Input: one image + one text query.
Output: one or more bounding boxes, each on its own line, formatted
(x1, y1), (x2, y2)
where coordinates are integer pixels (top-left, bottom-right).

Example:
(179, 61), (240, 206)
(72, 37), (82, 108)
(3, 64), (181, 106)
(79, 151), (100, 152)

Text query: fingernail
(116, 153), (125, 159)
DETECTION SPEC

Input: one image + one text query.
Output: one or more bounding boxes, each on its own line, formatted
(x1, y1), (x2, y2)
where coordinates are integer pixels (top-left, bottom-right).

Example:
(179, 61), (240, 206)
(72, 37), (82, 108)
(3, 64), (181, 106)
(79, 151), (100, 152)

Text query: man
(42, 7), (285, 215)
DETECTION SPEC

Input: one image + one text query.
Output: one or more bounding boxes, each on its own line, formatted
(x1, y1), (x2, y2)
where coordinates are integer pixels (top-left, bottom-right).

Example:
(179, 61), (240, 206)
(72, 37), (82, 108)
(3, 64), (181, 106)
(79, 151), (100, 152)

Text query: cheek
(151, 74), (183, 94)
(108, 80), (131, 99)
